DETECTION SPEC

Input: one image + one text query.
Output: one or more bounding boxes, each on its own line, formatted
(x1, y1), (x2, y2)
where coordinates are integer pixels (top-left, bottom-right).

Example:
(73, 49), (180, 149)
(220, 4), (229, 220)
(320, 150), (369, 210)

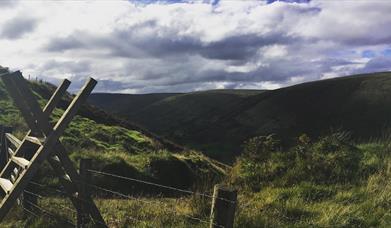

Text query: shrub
(294, 133), (362, 184)
(230, 134), (286, 190)
(242, 134), (281, 162)
(231, 133), (363, 190)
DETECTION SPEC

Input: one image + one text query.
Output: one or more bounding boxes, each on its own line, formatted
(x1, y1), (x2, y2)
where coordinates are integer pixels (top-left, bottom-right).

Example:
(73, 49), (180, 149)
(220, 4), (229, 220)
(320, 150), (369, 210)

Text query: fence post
(209, 184), (237, 228)
(77, 158), (92, 228)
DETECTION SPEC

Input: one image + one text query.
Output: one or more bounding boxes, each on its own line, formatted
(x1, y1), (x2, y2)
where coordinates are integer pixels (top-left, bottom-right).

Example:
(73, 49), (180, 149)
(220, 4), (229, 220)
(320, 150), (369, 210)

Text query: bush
(294, 133), (361, 184)
(231, 133), (363, 190)
(242, 134), (281, 162)
(230, 134), (286, 190)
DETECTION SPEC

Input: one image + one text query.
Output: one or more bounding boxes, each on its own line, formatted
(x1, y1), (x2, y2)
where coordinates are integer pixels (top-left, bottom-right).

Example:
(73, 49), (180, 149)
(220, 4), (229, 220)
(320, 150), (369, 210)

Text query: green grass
(3, 196), (212, 228)
(4, 162), (391, 228)
(235, 175), (391, 227)
(4, 137), (391, 227)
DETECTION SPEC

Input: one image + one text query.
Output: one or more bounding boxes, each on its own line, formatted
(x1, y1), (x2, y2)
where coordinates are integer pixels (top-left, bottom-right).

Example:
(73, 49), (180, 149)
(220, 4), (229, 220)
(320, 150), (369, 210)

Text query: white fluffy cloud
(0, 0), (390, 93)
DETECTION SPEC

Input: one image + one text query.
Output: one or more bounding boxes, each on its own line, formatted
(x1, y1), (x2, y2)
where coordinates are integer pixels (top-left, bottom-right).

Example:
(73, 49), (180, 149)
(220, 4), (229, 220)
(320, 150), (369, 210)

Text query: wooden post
(209, 185), (237, 228)
(77, 158), (92, 228)
(0, 126), (6, 170)
(0, 126), (12, 170)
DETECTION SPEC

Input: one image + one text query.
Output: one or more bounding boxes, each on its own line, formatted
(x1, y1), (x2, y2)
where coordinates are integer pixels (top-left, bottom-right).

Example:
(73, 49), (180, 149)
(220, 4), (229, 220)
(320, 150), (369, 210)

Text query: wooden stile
(0, 71), (106, 226)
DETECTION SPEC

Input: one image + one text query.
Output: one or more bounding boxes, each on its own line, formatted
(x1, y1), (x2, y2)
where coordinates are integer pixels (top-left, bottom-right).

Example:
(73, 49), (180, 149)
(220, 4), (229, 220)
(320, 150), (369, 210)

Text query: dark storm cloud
(45, 24), (299, 63)
(46, 35), (86, 52)
(1, 16), (38, 39)
(200, 33), (299, 61)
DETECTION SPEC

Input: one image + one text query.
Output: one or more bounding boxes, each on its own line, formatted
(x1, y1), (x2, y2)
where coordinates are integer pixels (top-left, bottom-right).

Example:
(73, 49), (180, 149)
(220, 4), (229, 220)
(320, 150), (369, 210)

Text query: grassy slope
(89, 89), (266, 160)
(232, 140), (391, 228)
(4, 141), (391, 228)
(0, 77), (226, 195)
(89, 72), (391, 161)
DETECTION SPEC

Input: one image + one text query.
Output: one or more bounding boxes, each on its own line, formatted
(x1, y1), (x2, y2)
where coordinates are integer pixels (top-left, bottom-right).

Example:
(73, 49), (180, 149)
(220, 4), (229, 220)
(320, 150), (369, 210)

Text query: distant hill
(0, 71), (227, 194)
(89, 72), (391, 161)
(30, 83), (183, 152)
(89, 93), (180, 115)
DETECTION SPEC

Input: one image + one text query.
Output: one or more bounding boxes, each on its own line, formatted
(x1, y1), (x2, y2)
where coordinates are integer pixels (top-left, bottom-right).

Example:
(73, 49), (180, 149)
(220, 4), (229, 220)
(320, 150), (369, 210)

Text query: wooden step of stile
(11, 157), (30, 169)
(25, 136), (44, 146)
(0, 178), (13, 194)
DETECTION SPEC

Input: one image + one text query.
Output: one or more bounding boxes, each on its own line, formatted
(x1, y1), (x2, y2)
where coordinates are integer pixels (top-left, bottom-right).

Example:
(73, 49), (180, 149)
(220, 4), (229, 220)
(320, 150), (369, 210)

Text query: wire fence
(24, 199), (75, 226)
(80, 180), (222, 228)
(19, 165), (236, 228)
(88, 169), (236, 204)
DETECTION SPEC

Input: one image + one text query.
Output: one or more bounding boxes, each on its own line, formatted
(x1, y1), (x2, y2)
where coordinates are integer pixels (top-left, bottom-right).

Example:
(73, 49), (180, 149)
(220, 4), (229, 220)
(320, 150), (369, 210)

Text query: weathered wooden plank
(24, 136), (43, 146)
(10, 157), (29, 169)
(1, 72), (41, 134)
(5, 134), (21, 148)
(0, 140), (31, 179)
(0, 178), (12, 194)
(11, 72), (51, 135)
(43, 79), (71, 117)
(7, 148), (14, 157)
(53, 78), (97, 131)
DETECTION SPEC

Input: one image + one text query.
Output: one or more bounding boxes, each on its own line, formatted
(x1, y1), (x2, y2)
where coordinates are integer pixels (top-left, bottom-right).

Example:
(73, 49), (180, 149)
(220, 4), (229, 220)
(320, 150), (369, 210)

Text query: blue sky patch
(381, 49), (391, 57)
(362, 50), (376, 58)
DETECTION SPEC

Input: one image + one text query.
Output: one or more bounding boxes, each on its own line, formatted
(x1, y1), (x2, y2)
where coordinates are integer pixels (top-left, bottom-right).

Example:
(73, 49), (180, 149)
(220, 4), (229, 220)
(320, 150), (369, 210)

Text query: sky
(0, 0), (390, 93)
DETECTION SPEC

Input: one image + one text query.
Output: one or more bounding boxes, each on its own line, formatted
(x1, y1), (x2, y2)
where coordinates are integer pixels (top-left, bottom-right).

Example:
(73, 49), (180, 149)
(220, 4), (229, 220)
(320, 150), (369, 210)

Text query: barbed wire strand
(22, 205), (39, 218)
(28, 179), (226, 227)
(88, 169), (236, 204)
(29, 181), (68, 195)
(26, 182), (141, 227)
(24, 200), (75, 226)
(77, 180), (224, 228)
(24, 190), (77, 215)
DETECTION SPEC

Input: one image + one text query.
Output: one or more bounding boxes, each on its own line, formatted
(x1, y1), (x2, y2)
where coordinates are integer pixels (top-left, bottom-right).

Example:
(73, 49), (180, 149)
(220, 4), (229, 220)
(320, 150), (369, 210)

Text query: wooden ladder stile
(0, 71), (107, 226)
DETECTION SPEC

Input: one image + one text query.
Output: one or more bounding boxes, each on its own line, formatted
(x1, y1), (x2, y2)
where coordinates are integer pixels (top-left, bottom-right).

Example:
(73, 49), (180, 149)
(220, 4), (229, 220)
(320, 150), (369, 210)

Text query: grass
(3, 139), (391, 227)
(3, 196), (212, 228)
(3, 165), (391, 228)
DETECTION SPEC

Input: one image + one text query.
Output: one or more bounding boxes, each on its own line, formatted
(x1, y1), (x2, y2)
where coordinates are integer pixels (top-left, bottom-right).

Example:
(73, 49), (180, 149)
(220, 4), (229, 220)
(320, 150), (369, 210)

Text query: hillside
(89, 93), (180, 115)
(0, 74), (226, 195)
(89, 72), (391, 161)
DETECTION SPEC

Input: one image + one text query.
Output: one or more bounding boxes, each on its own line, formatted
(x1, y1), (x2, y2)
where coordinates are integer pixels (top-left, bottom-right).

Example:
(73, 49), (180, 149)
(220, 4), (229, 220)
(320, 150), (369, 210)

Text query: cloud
(0, 0), (390, 93)
(46, 35), (86, 52)
(356, 56), (391, 74)
(0, 0), (18, 8)
(1, 16), (38, 39)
